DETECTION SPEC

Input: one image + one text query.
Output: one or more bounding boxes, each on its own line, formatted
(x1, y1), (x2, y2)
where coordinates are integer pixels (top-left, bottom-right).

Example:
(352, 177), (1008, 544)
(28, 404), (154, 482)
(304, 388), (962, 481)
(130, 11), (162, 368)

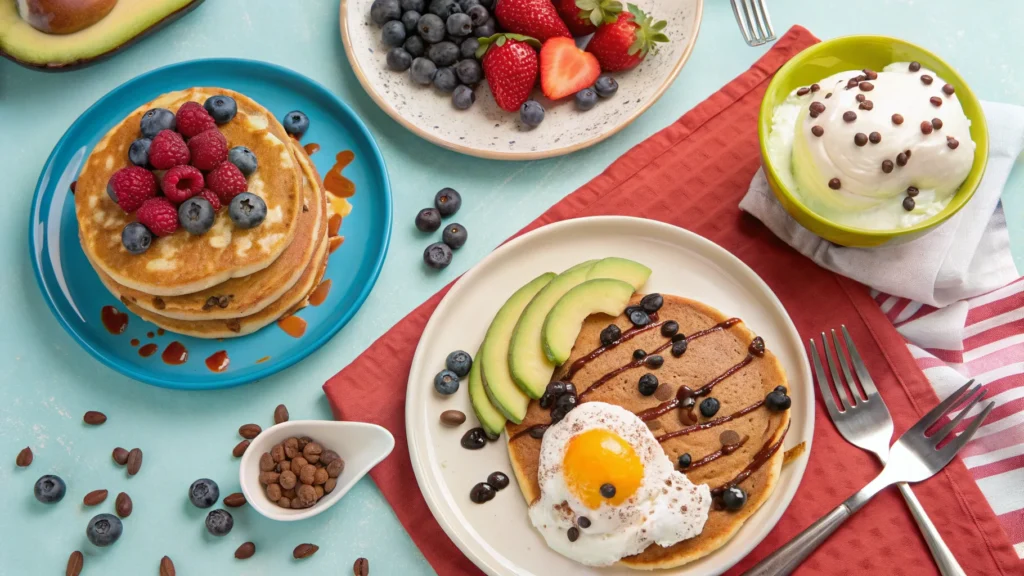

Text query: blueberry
(434, 369), (460, 394)
(469, 481), (496, 503)
(128, 138), (151, 167)
(594, 75), (619, 98)
(401, 10), (421, 32)
(434, 187), (461, 216)
(228, 146), (258, 176)
(415, 207), (442, 232)
(401, 0), (425, 10)
(575, 88), (598, 111)
(370, 0), (402, 25)
(599, 324), (621, 346)
(382, 20), (407, 46)
(33, 475), (66, 503)
(446, 350), (473, 377)
(539, 392), (555, 409)
(428, 0), (461, 18)
(387, 47), (414, 71)
(638, 373), (658, 396)
(86, 513), (123, 547)
(628, 307), (651, 327)
(433, 66), (459, 92)
(487, 471), (509, 490)
(282, 110), (310, 138)
(699, 397), (720, 418)
(460, 37), (480, 59)
(640, 293), (663, 313)
(519, 100), (545, 127)
(477, 0), (493, 7)
(178, 197), (216, 235)
(473, 17), (496, 37)
(678, 453), (692, 469)
(563, 382), (577, 397)
(600, 483), (616, 498)
(452, 85), (476, 110)
(140, 108), (175, 138)
(442, 223), (467, 249)
(189, 478), (220, 508)
(404, 35), (426, 57)
(410, 57), (438, 85)
(205, 509), (234, 537)
(424, 242), (453, 269)
(633, 349), (646, 360)
(555, 393), (577, 413)
(455, 59), (482, 84)
(427, 41), (459, 67)
(229, 192), (268, 229)
(458, 0), (481, 9)
(550, 405), (569, 423)
(645, 354), (664, 368)
(671, 340), (688, 357)
(774, 385), (787, 394)
(417, 13), (446, 42)
(722, 486), (747, 511)
(765, 391), (792, 412)
(466, 4), (489, 25)
(121, 222), (153, 255)
(545, 381), (568, 399)
(446, 12), (473, 36)
(203, 95), (237, 124)
(661, 321), (679, 338)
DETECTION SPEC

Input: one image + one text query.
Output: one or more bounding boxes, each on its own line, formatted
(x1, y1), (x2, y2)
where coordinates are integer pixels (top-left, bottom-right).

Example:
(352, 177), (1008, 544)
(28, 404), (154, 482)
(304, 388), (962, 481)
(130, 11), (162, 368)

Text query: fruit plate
(340, 0), (703, 160)
(406, 216), (813, 575)
(28, 58), (392, 390)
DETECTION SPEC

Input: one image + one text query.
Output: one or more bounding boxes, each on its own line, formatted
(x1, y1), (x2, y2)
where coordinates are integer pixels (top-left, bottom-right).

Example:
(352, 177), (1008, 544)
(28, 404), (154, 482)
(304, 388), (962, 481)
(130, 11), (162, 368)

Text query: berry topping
(139, 108), (176, 139)
(594, 75), (619, 98)
(178, 197), (217, 235)
(188, 128), (228, 171)
(638, 373), (658, 396)
(627, 307), (651, 327)
(487, 471), (509, 490)
(128, 138), (151, 167)
(434, 187), (462, 216)
(203, 95), (237, 124)
(121, 222), (153, 255)
(227, 146), (258, 176)
(661, 320), (679, 337)
(722, 486), (747, 511)
(199, 189), (222, 211)
(520, 99), (545, 127)
(148, 129), (190, 170)
(206, 161), (248, 205)
(575, 87), (598, 111)
(228, 192), (268, 229)
(699, 397), (720, 418)
(640, 293), (663, 313)
(678, 453), (692, 469)
(282, 110), (310, 138)
(599, 324), (621, 346)
(161, 165), (205, 204)
(136, 197), (180, 237)
(765, 390), (792, 412)
(106, 166), (158, 213)
(175, 101), (217, 139)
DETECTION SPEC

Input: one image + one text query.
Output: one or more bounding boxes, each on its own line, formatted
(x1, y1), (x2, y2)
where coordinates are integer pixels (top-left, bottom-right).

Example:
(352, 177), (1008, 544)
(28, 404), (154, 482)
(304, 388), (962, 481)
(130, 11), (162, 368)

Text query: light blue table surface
(1, 1), (1021, 574)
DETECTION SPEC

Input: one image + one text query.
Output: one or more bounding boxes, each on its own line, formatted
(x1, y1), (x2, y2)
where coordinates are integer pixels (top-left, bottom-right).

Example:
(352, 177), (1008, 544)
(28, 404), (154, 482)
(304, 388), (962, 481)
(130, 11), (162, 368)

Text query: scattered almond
(16, 446), (32, 467)
(232, 439), (250, 457)
(159, 555), (175, 576)
(66, 550), (83, 576)
(274, 404), (289, 424)
(126, 448), (143, 476)
(83, 411), (107, 425)
(235, 541), (256, 559)
(112, 447), (129, 465)
(440, 410), (466, 427)
(293, 543), (319, 559)
(238, 423), (262, 439)
(353, 557), (370, 576)
(115, 492), (132, 518)
(83, 489), (108, 506)
(223, 492), (246, 507)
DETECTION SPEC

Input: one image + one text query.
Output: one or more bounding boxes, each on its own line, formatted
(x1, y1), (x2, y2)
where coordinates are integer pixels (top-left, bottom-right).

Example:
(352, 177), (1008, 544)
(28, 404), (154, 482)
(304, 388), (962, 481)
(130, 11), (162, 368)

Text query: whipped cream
(767, 62), (975, 230)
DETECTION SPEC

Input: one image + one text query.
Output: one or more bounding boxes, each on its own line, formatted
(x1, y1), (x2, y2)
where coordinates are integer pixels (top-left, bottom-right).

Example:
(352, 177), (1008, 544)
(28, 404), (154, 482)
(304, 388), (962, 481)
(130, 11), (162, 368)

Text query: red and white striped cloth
(874, 277), (1024, 559)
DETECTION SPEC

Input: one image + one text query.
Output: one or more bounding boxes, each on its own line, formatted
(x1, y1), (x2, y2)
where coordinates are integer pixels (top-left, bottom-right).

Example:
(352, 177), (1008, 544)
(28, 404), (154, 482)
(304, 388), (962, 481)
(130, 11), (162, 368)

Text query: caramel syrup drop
(205, 350), (230, 373)
(138, 343), (158, 358)
(309, 280), (332, 307)
(277, 315), (307, 338)
(161, 341), (188, 365)
(303, 142), (320, 155)
(101, 306), (128, 335)
(323, 150), (355, 198)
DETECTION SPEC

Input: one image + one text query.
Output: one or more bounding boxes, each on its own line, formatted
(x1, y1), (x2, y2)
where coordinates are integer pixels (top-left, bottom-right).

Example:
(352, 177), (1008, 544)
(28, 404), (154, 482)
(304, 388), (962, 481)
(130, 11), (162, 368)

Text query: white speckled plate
(340, 0), (703, 160)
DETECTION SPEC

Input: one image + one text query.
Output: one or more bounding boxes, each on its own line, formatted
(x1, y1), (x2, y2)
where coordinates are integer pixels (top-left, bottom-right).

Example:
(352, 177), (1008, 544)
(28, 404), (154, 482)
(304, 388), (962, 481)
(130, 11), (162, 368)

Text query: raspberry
(176, 101), (217, 139)
(161, 165), (205, 204)
(199, 189), (222, 211)
(149, 130), (190, 170)
(206, 161), (248, 204)
(188, 129), (228, 171)
(135, 197), (179, 237)
(106, 166), (158, 213)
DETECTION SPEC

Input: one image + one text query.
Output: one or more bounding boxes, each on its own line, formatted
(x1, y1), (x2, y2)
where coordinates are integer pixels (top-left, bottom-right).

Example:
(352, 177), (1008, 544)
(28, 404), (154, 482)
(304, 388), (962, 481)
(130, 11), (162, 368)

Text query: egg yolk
(562, 429), (644, 509)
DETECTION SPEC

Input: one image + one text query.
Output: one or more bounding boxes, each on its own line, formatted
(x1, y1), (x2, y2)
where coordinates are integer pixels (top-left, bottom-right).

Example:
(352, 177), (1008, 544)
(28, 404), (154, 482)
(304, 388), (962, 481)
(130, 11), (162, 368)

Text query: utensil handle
(897, 482), (967, 576)
(743, 505), (851, 576)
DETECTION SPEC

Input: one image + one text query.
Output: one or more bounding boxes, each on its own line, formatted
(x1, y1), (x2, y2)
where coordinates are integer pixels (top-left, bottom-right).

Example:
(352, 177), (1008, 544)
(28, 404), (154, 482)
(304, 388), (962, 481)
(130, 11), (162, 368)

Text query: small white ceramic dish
(340, 0), (703, 160)
(406, 216), (813, 575)
(239, 420), (395, 522)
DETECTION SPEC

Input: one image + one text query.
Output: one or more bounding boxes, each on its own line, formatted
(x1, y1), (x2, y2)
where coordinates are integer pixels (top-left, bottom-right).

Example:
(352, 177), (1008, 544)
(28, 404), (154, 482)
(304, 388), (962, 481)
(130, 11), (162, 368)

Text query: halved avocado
(480, 272), (556, 424)
(586, 257), (651, 290)
(468, 345), (506, 438)
(0, 0), (204, 71)
(542, 278), (635, 365)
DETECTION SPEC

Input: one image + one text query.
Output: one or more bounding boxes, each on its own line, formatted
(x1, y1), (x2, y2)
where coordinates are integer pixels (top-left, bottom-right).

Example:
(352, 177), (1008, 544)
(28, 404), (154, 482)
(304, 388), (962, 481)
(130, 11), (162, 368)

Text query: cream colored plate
(340, 0), (702, 160)
(406, 216), (814, 575)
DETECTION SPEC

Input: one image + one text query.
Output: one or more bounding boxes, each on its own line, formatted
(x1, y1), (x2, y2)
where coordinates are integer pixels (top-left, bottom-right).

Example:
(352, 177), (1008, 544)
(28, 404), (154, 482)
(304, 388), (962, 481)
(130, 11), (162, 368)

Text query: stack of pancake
(74, 88), (339, 339)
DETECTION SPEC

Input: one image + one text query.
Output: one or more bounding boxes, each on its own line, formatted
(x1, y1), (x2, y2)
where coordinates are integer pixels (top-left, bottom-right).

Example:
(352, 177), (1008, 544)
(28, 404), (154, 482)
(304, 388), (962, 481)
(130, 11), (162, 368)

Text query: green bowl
(758, 35), (988, 247)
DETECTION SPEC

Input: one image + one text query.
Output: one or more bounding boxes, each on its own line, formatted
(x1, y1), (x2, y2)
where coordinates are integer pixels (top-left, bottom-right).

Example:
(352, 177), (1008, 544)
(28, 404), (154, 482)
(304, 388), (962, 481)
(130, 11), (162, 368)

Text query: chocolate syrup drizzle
(565, 314), (663, 380)
(654, 399), (765, 443)
(687, 435), (749, 471)
(711, 421), (790, 497)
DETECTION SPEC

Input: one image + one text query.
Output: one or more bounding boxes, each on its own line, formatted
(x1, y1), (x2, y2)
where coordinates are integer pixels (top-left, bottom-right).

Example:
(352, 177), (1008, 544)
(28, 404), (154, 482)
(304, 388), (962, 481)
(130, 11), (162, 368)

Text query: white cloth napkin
(740, 101), (1024, 307)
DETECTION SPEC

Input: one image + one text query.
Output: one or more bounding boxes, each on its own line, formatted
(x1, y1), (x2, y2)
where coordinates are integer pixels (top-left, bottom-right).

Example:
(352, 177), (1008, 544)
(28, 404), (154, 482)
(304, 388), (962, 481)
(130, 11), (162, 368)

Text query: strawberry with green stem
(477, 34), (542, 112)
(585, 3), (668, 72)
(555, 0), (622, 37)
(495, 0), (571, 42)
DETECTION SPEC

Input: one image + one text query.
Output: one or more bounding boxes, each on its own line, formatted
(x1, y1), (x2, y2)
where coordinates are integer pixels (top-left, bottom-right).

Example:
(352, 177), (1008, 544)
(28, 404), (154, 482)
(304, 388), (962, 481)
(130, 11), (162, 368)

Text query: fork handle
(897, 482), (967, 576)
(743, 505), (851, 576)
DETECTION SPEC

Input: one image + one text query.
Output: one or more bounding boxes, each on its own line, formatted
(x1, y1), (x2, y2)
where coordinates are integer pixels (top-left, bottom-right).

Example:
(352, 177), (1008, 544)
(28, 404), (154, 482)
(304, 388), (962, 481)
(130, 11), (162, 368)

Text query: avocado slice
(586, 257), (652, 290)
(0, 0), (204, 71)
(468, 345), (506, 437)
(508, 260), (597, 399)
(480, 272), (556, 424)
(542, 278), (636, 365)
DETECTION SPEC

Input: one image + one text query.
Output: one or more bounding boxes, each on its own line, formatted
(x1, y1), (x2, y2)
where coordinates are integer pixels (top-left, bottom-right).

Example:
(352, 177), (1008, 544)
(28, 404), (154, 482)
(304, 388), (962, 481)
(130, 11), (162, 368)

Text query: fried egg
(528, 401), (712, 566)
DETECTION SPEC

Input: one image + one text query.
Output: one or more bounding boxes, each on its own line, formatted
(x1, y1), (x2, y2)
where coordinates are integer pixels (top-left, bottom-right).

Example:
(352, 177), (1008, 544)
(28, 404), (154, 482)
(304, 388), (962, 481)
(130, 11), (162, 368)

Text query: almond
(66, 550), (83, 576)
(115, 492), (132, 518)
(232, 439), (250, 457)
(223, 492), (246, 507)
(235, 541), (256, 559)
(126, 448), (143, 475)
(16, 446), (32, 467)
(112, 447), (129, 465)
(159, 555), (175, 576)
(274, 404), (289, 424)
(238, 423), (261, 439)
(83, 489), (108, 506)
(83, 411), (107, 425)
(293, 543), (319, 559)
(353, 557), (370, 576)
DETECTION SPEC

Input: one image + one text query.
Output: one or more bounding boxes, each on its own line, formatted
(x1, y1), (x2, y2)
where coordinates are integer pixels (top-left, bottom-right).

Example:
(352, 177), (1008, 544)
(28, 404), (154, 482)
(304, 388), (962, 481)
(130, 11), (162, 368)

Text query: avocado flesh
(586, 257), (652, 290)
(542, 278), (636, 365)
(468, 345), (506, 438)
(480, 272), (556, 424)
(0, 0), (203, 70)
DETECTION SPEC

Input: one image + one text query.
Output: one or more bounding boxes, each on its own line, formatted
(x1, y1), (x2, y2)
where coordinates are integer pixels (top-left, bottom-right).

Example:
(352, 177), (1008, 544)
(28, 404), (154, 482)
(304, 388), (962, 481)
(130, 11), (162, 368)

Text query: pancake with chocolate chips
(506, 294), (791, 569)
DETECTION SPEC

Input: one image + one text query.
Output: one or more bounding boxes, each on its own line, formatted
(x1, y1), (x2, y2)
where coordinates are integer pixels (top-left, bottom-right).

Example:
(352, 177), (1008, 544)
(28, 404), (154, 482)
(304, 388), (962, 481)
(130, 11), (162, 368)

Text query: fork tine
(830, 329), (862, 403)
(821, 332), (854, 410)
(809, 338), (843, 421)
(931, 386), (985, 444)
(730, 0), (753, 45)
(749, 0), (769, 41)
(841, 325), (879, 398)
(741, 0), (762, 42)
(755, 0), (776, 40)
(938, 400), (995, 460)
(907, 380), (976, 436)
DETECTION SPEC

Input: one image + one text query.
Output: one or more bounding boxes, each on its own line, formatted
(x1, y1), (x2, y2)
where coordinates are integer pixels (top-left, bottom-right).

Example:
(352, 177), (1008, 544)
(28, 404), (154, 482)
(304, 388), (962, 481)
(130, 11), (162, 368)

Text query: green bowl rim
(757, 34), (990, 239)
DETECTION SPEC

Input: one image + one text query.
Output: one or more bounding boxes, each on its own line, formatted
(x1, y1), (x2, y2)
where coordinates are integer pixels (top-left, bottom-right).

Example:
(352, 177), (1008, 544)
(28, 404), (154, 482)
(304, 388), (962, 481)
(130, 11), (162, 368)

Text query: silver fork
(810, 327), (968, 576)
(745, 378), (994, 576)
(730, 0), (776, 46)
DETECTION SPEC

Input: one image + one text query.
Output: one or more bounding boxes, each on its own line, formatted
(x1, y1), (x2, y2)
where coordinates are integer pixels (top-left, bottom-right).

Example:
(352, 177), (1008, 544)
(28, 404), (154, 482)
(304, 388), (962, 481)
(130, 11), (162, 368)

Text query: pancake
(75, 87), (303, 297)
(506, 294), (790, 570)
(102, 141), (324, 321)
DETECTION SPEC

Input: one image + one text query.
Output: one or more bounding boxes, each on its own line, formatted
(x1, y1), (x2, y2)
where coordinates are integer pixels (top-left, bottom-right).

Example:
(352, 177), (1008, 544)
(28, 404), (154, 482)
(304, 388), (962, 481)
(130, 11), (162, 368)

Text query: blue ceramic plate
(29, 59), (391, 389)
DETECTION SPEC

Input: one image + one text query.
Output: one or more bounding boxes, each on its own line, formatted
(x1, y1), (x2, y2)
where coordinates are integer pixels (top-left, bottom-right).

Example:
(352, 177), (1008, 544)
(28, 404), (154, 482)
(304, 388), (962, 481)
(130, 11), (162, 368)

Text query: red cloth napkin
(324, 26), (1021, 575)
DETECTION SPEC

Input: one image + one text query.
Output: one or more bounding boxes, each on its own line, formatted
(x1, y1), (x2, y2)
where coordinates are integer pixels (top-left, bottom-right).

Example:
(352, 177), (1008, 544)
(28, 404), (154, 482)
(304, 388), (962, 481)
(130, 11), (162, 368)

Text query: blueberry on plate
(722, 486), (747, 511)
(228, 146), (258, 176)
(205, 509), (234, 536)
(466, 4), (489, 25)
(410, 57), (438, 85)
(594, 75), (619, 98)
(442, 223), (467, 249)
(455, 59), (483, 84)
(189, 478), (220, 508)
(121, 222), (153, 255)
(282, 110), (310, 138)
(387, 47), (414, 71)
(599, 324), (621, 346)
(452, 85), (476, 110)
(401, 10), (421, 32)
(575, 88), (598, 111)
(417, 13), (445, 43)
(460, 37), (480, 59)
(382, 20), (407, 46)
(128, 138), (151, 167)
(370, 0), (402, 25)
(139, 108), (176, 138)
(427, 41), (459, 67)
(473, 16), (496, 37)
(203, 95), (237, 124)
(178, 197), (216, 235)
(487, 471), (509, 490)
(415, 207), (442, 232)
(640, 293), (663, 313)
(699, 397), (720, 418)
(458, 0), (481, 9)
(434, 187), (461, 216)
(519, 100), (545, 127)
(401, 0), (425, 11)
(34, 474), (66, 503)
(428, 0), (462, 18)
(434, 369), (460, 394)
(638, 373), (658, 396)
(86, 513), (123, 547)
(433, 66), (459, 92)
(424, 242), (453, 269)
(404, 35), (426, 57)
(445, 350), (473, 377)
(446, 12), (473, 36)
(229, 193), (268, 229)
(555, 393), (577, 413)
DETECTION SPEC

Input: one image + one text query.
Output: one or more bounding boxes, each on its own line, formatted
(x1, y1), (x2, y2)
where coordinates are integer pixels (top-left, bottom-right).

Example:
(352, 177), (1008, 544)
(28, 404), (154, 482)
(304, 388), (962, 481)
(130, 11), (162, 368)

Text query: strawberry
(540, 37), (601, 100)
(585, 4), (668, 72)
(555, 0), (622, 37)
(494, 0), (571, 42)
(477, 34), (542, 113)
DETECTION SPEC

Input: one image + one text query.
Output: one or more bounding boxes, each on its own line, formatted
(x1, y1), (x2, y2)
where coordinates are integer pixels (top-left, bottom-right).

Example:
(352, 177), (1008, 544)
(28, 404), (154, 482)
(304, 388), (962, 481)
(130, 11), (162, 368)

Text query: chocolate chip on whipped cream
(859, 100), (874, 111)
(869, 132), (882, 144)
(892, 113), (904, 125)
(932, 118), (943, 130)
(856, 94), (866, 103)
(943, 83), (955, 95)
(810, 83), (821, 92)
(920, 121), (934, 135)
(920, 74), (933, 85)
(811, 126), (824, 137)
(903, 196), (916, 211)
(896, 152), (908, 167)
(843, 111), (857, 123)
(881, 159), (894, 174)
(859, 81), (875, 91)
(909, 61), (922, 72)
(930, 96), (943, 107)
(854, 133), (868, 146)
(797, 87), (810, 96)
(828, 178), (841, 190)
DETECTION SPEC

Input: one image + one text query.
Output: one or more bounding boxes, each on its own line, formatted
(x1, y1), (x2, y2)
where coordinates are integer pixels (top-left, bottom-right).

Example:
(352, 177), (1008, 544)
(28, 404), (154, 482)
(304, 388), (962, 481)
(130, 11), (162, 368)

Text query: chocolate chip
(720, 429), (741, 446)
(896, 152), (908, 167)
(811, 125), (824, 137)
(859, 81), (874, 91)
(825, 92), (832, 99)
(892, 113), (904, 125)
(905, 149), (912, 158)
(846, 78), (859, 89)
(863, 69), (878, 80)
(920, 121), (934, 135)
(855, 74), (867, 82)
(855, 94), (866, 102)
(903, 197), (916, 211)
(921, 74), (933, 85)
(859, 100), (874, 111)
(942, 83), (955, 95)
(843, 111), (857, 122)
(931, 118), (943, 130)
(810, 83), (820, 92)
(930, 96), (942, 107)
(907, 186), (919, 197)
(869, 132), (881, 144)
(828, 178), (841, 190)
(909, 61), (921, 72)
(881, 159), (894, 173)
(796, 87), (810, 96)
(854, 133), (868, 146)
(947, 137), (960, 149)
(809, 102), (825, 114)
